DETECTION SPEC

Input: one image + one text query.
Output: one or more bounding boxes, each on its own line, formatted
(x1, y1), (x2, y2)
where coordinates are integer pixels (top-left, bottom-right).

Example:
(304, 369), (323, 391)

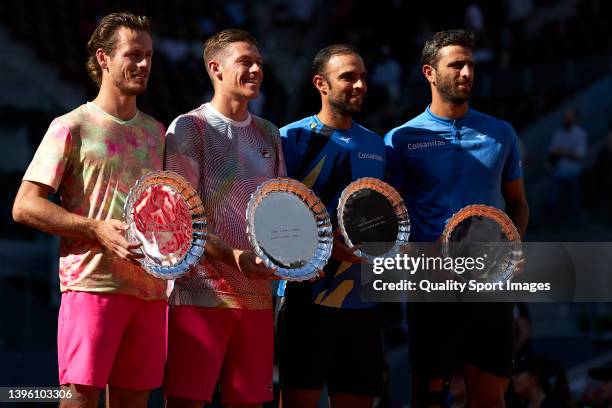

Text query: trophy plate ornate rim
(246, 178), (333, 281)
(441, 204), (522, 283)
(124, 170), (207, 280)
(337, 177), (410, 263)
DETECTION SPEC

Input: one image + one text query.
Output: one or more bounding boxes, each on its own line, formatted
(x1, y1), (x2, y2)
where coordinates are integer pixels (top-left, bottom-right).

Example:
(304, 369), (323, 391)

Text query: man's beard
(437, 75), (471, 105)
(329, 96), (362, 115)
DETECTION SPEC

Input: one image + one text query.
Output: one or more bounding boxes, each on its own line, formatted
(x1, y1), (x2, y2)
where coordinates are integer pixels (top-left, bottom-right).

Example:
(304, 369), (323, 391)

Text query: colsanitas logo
(357, 152), (384, 162)
(406, 140), (446, 150)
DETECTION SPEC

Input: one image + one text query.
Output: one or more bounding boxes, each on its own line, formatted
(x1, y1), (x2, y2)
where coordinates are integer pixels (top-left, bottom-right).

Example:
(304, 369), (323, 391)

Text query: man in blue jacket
(385, 29), (529, 407)
(277, 44), (386, 408)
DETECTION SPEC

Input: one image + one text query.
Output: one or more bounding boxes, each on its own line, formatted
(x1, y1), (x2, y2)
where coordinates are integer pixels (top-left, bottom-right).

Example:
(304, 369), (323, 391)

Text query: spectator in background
(224, 0), (247, 26)
(547, 108), (588, 226)
(512, 356), (574, 408)
(371, 45), (402, 102)
(506, 0), (533, 23)
(287, 0), (317, 26)
(581, 361), (612, 408)
(592, 122), (612, 223)
(465, 2), (486, 34)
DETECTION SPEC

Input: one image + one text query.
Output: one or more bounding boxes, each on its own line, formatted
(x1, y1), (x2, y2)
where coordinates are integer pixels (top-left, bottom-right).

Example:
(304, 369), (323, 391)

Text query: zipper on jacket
(450, 120), (460, 140)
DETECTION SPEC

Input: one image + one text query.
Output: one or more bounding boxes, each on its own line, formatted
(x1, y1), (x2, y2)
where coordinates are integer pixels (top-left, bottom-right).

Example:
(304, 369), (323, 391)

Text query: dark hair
(312, 44), (359, 77)
(86, 12), (151, 87)
(421, 29), (474, 67)
(203, 28), (260, 68)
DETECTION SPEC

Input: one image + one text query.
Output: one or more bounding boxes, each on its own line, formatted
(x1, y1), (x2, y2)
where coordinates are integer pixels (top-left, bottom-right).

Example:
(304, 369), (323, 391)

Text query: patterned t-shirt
(164, 103), (286, 309)
(22, 102), (167, 300)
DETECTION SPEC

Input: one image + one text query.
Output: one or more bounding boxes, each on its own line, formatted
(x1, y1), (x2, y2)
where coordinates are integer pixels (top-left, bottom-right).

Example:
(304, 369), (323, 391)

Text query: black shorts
(276, 284), (384, 397)
(409, 302), (515, 379)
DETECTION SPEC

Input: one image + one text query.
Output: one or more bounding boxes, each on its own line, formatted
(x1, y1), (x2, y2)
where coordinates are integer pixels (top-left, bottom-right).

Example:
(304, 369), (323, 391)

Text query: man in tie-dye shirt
(163, 29), (284, 407)
(13, 12), (166, 408)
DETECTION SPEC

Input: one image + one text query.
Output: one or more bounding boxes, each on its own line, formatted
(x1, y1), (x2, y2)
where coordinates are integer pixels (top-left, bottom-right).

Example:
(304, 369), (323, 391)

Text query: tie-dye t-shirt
(164, 103), (286, 309)
(22, 102), (167, 300)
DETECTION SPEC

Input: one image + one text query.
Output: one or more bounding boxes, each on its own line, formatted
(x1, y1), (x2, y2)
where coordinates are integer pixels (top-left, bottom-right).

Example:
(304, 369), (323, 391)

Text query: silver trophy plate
(124, 171), (207, 279)
(246, 178), (333, 281)
(337, 178), (410, 263)
(442, 204), (522, 283)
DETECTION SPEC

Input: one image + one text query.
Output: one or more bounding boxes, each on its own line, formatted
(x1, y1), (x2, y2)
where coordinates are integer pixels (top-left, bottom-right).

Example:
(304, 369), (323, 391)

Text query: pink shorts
(57, 291), (166, 389)
(164, 306), (273, 403)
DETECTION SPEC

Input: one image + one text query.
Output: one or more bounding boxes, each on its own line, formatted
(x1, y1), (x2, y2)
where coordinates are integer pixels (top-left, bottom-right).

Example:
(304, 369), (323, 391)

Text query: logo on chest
(406, 140), (447, 151)
(357, 152), (383, 162)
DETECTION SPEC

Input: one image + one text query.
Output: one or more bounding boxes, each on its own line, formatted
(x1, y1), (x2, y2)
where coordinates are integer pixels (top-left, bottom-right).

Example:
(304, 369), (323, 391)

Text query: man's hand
(331, 230), (362, 264)
(234, 249), (280, 280)
(92, 219), (143, 265)
(13, 180), (143, 266)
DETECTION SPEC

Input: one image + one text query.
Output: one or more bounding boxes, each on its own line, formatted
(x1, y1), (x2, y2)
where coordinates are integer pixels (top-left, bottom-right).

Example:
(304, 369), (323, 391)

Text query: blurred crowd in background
(1, 0), (611, 406)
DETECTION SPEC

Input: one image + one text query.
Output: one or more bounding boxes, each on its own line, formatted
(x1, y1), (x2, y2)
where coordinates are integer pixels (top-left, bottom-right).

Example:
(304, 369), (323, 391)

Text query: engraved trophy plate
(124, 171), (207, 279)
(246, 178), (333, 281)
(338, 178), (410, 263)
(442, 204), (522, 283)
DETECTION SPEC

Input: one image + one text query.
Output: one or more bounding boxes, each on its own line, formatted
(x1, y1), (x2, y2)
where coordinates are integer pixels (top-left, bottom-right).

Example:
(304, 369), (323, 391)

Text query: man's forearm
(203, 233), (278, 280)
(13, 193), (98, 240)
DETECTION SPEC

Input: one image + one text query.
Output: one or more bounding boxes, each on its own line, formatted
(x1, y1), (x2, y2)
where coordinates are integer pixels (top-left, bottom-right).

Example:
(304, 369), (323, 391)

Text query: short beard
(329, 98), (361, 116)
(324, 76), (361, 116)
(437, 77), (471, 105)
